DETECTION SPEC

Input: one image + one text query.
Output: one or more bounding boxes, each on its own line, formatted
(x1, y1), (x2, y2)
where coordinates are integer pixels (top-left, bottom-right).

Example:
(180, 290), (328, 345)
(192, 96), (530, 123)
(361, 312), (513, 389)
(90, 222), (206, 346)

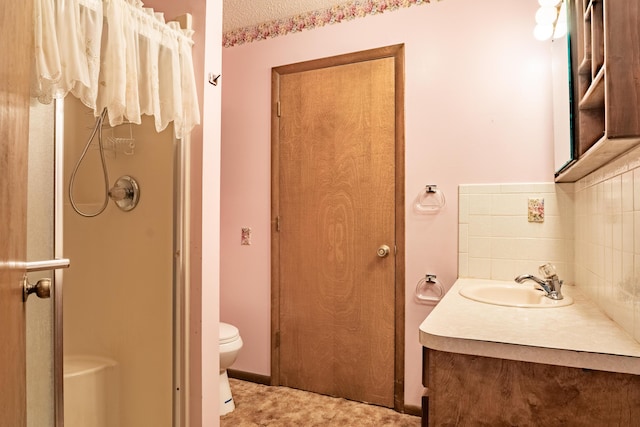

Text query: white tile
(468, 215), (492, 237)
(532, 215), (565, 239)
(613, 248), (623, 290)
(611, 175), (623, 214)
(539, 193), (560, 216)
(469, 194), (492, 215)
(458, 253), (469, 277)
(634, 297), (640, 342)
(459, 224), (469, 253)
(491, 194), (526, 216)
(468, 237), (492, 258)
(458, 185), (471, 195)
(612, 212), (623, 251)
(458, 193), (470, 224)
(635, 212), (640, 257)
(622, 251), (634, 291)
(468, 257), (491, 279)
(491, 216), (528, 238)
(499, 182), (556, 193)
(622, 171), (634, 212)
(465, 184), (500, 194)
(623, 212), (634, 253)
(635, 253), (640, 295)
(490, 238), (523, 260)
(490, 260), (519, 281)
(635, 168), (640, 212)
(604, 247), (613, 296)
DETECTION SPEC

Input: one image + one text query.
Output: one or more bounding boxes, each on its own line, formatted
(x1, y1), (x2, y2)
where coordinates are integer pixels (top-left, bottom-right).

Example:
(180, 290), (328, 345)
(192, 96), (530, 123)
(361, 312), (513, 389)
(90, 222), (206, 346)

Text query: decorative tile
(528, 198), (544, 222)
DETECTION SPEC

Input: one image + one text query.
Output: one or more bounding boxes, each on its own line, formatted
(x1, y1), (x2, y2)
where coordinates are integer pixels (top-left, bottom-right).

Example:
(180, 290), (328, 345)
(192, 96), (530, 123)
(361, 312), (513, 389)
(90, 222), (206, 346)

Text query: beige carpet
(221, 379), (421, 426)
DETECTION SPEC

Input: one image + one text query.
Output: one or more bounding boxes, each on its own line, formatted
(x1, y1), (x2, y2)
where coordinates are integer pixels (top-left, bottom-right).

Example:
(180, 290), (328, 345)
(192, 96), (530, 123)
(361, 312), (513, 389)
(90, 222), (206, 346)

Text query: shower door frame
(52, 100), (190, 427)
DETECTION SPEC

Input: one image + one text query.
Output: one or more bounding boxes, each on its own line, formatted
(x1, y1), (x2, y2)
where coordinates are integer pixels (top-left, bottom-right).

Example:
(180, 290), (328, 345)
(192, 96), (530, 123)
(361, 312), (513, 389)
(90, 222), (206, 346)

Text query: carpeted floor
(220, 379), (421, 426)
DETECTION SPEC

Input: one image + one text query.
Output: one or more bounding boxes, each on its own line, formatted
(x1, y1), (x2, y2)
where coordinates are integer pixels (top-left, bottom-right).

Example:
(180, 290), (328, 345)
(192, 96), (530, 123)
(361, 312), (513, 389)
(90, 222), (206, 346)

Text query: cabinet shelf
(555, 135), (640, 182)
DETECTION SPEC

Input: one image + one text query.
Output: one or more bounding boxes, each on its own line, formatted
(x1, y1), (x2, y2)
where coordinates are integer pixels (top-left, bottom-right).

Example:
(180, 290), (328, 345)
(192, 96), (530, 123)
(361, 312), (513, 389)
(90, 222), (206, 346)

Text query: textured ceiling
(223, 0), (347, 32)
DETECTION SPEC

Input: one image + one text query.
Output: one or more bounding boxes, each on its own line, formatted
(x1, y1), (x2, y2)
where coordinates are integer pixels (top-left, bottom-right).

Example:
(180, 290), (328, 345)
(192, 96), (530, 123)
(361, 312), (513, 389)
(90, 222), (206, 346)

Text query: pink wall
(220, 0), (555, 407)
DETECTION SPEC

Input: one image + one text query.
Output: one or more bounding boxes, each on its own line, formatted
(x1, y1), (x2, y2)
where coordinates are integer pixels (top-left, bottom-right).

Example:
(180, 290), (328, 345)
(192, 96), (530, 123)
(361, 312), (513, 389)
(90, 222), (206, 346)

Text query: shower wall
(62, 96), (175, 427)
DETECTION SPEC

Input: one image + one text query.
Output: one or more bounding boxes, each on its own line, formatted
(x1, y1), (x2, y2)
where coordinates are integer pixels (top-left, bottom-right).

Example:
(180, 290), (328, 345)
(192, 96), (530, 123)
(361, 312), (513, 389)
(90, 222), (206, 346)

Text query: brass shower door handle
(21, 258), (70, 301)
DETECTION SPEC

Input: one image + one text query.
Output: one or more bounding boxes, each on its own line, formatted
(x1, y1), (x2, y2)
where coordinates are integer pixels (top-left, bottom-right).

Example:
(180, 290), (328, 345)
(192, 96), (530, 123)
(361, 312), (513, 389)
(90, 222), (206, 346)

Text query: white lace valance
(32, 0), (200, 140)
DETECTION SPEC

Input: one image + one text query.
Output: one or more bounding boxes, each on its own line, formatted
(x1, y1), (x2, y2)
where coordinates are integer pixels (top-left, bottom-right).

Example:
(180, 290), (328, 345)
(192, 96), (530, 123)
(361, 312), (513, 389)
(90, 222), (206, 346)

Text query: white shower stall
(26, 0), (199, 425)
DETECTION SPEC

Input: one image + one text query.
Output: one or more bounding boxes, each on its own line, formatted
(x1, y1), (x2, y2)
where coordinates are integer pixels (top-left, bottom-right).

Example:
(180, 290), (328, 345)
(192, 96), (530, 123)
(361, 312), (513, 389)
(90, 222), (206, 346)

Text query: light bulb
(538, 0), (561, 6)
(534, 23), (554, 41)
(536, 6), (559, 24)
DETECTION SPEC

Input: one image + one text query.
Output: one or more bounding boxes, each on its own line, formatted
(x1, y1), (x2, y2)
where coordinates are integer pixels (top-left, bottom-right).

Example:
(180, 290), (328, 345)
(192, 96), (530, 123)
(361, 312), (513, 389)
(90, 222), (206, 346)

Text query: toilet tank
(63, 355), (119, 427)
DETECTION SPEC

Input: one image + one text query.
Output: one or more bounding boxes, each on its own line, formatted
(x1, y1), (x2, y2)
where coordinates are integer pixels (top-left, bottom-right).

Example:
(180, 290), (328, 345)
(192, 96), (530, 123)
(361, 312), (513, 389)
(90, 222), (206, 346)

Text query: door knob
(377, 245), (391, 258)
(23, 277), (52, 301)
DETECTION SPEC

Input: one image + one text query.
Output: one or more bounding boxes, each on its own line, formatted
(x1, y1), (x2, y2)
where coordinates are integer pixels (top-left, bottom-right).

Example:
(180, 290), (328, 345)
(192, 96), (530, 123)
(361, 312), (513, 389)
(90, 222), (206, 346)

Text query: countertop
(419, 278), (640, 375)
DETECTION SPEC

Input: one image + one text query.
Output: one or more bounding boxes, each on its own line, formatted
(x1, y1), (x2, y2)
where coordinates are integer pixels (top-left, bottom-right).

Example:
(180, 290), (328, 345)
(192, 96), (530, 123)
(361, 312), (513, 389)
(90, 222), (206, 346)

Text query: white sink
(459, 283), (574, 308)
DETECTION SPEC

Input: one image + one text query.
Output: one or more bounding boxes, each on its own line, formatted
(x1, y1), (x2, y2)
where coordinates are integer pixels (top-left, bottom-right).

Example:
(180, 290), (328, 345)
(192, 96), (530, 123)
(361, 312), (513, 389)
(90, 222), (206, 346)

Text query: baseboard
(404, 404), (422, 417)
(227, 369), (271, 386)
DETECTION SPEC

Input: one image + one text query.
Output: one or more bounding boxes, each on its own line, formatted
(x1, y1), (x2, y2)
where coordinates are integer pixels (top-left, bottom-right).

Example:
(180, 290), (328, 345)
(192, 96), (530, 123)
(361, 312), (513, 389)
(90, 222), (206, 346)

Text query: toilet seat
(220, 322), (240, 345)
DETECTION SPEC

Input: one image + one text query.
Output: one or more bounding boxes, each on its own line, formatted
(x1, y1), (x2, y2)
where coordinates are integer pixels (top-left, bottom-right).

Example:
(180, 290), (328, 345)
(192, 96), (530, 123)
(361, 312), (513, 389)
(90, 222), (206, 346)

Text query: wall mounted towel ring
(414, 184), (446, 214)
(415, 274), (444, 304)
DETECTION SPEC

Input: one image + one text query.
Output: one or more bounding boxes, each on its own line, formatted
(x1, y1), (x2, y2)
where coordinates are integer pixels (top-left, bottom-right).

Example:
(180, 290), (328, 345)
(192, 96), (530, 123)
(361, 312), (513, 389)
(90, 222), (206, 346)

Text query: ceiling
(223, 0), (347, 32)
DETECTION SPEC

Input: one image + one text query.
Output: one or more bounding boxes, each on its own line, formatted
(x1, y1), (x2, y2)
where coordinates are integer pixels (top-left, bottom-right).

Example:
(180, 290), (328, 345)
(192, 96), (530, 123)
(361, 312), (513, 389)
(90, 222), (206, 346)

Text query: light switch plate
(528, 198), (544, 222)
(241, 227), (251, 245)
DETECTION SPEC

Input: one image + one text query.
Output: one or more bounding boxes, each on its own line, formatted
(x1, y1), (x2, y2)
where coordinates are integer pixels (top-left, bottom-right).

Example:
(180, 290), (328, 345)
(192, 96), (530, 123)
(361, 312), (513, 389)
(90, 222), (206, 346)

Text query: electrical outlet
(241, 227), (252, 245)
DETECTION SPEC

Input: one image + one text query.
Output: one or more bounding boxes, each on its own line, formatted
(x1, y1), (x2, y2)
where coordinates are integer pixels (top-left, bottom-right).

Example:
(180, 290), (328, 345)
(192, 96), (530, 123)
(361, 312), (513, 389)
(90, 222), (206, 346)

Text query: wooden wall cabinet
(556, 0), (640, 182)
(422, 348), (640, 426)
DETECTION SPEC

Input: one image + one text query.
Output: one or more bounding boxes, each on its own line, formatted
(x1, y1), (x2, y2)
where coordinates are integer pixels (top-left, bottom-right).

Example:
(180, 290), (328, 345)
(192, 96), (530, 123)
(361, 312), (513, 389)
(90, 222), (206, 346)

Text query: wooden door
(271, 45), (405, 409)
(0, 1), (34, 426)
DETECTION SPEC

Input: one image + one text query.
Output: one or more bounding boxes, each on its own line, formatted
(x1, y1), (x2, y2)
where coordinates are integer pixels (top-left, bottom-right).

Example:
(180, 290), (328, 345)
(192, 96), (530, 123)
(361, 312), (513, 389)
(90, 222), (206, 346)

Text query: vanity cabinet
(422, 348), (640, 426)
(556, 0), (640, 182)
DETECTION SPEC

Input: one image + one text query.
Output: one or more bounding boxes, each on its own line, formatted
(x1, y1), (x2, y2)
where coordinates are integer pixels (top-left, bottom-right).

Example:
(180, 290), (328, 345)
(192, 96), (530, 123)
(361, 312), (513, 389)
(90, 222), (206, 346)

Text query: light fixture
(536, 6), (559, 24)
(553, 2), (568, 38)
(533, 0), (565, 41)
(534, 24), (555, 41)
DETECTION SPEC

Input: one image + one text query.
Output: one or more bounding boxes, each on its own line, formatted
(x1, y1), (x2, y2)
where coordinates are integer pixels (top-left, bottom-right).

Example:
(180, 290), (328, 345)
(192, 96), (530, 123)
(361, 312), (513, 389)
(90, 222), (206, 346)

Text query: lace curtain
(32, 0), (200, 139)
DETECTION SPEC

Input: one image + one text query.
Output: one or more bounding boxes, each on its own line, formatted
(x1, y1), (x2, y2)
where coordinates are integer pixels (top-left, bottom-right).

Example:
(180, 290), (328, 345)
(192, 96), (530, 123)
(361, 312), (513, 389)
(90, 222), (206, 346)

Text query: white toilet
(219, 322), (243, 415)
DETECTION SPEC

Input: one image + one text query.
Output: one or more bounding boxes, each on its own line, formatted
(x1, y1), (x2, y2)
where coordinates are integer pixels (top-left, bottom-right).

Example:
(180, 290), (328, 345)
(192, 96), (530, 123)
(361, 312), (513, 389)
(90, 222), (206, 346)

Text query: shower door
(25, 101), (66, 427)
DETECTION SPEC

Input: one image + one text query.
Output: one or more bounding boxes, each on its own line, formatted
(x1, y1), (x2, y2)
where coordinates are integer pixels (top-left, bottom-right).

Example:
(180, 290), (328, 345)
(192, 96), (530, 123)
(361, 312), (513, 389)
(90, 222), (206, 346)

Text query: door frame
(270, 44), (406, 410)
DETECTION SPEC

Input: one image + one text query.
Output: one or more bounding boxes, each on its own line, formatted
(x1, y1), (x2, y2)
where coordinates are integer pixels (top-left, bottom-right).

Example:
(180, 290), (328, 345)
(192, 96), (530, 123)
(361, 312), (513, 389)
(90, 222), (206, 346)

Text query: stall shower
(62, 96), (181, 427)
(26, 1), (198, 424)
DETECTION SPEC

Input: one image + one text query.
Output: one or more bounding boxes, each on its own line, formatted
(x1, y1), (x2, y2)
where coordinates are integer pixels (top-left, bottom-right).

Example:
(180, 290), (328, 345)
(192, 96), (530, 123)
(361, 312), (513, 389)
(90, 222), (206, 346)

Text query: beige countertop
(419, 278), (640, 375)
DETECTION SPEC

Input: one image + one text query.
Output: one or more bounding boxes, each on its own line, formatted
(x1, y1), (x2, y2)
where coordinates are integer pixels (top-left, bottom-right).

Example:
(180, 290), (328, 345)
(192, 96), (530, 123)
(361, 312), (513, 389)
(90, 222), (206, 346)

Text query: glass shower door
(26, 100), (64, 427)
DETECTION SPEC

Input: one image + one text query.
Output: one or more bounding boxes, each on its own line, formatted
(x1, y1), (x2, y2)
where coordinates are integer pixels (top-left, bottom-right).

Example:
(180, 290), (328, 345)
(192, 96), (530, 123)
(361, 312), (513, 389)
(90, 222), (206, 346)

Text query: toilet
(219, 322), (243, 415)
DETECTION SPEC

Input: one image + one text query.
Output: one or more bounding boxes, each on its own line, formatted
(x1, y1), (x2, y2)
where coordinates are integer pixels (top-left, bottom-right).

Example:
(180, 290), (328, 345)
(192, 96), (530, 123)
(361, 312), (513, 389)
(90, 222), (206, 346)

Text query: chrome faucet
(515, 263), (564, 300)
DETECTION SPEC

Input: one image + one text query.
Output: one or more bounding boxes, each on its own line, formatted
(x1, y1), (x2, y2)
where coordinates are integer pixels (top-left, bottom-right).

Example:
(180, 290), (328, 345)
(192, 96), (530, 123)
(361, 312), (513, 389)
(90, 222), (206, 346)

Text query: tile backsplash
(458, 146), (640, 344)
(459, 182), (575, 284)
(574, 146), (640, 342)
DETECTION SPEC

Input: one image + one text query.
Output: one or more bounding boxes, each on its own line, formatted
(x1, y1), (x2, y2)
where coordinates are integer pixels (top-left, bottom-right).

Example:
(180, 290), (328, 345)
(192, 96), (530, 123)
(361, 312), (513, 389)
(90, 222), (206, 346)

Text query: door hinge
(275, 330), (280, 348)
(276, 216), (281, 232)
(277, 101), (281, 117)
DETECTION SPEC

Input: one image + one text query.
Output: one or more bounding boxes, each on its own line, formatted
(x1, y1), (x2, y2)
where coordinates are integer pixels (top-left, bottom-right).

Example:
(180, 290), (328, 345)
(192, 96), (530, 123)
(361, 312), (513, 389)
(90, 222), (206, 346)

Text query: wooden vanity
(419, 279), (640, 426)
